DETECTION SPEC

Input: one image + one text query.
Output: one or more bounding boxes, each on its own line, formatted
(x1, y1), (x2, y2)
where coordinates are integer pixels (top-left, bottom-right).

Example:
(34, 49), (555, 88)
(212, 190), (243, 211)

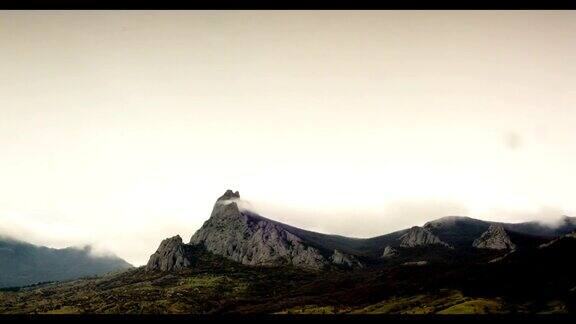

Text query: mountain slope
(0, 236), (133, 288)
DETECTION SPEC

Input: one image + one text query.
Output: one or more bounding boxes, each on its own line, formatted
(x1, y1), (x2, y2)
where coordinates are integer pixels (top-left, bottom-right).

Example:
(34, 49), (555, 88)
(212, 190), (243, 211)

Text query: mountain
(422, 216), (569, 249)
(3, 190), (576, 314)
(189, 190), (336, 269)
(3, 230), (574, 314)
(0, 236), (133, 288)
(152, 190), (574, 270)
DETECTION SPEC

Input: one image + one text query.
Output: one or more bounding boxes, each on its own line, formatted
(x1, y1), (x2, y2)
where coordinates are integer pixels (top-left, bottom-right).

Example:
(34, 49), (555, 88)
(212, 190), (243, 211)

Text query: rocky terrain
(330, 249), (364, 268)
(157, 190), (576, 271)
(398, 226), (451, 248)
(146, 235), (195, 271)
(381, 246), (398, 258)
(473, 225), (516, 250)
(189, 190), (350, 270)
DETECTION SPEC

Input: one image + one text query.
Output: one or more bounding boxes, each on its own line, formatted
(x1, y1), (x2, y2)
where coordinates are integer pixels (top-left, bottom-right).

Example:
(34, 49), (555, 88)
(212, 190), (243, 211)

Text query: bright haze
(1, 11), (575, 266)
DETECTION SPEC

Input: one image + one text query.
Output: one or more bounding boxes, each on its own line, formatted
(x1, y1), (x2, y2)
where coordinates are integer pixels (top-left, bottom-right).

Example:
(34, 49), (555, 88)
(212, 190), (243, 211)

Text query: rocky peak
(218, 189), (240, 202)
(209, 190), (244, 219)
(146, 235), (195, 271)
(190, 190), (329, 270)
(473, 224), (516, 250)
(399, 226), (451, 248)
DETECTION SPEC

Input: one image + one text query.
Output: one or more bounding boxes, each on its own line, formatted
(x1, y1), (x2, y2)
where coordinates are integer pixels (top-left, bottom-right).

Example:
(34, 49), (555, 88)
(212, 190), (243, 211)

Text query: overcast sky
(1, 11), (575, 265)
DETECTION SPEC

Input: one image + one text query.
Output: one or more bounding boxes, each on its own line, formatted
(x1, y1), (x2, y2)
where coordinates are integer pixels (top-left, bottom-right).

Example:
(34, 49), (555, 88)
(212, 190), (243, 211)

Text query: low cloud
(217, 198), (255, 213)
(482, 206), (573, 228)
(0, 211), (202, 266)
(240, 198), (471, 238)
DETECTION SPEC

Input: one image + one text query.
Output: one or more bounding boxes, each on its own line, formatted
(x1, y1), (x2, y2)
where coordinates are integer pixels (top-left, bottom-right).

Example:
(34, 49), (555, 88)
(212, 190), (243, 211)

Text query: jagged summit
(205, 190), (245, 221)
(399, 226), (451, 248)
(473, 224), (516, 250)
(218, 189), (240, 201)
(189, 190), (331, 269)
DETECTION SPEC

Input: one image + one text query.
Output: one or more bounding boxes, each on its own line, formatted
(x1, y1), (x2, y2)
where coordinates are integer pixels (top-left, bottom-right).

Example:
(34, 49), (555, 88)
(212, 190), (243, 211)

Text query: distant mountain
(148, 190), (576, 271)
(422, 215), (572, 250)
(0, 236), (133, 288)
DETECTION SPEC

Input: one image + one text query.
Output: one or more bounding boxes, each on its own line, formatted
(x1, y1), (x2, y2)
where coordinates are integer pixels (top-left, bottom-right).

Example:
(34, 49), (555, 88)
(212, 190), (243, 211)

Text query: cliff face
(146, 235), (195, 271)
(473, 224), (516, 250)
(189, 190), (329, 270)
(398, 226), (451, 248)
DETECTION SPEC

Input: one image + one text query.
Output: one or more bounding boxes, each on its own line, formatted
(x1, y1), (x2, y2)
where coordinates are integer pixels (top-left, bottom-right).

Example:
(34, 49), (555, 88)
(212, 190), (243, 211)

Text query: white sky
(1, 11), (575, 265)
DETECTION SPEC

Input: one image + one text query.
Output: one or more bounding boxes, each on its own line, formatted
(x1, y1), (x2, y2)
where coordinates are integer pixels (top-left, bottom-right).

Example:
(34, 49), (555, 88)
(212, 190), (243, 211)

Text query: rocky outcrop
(473, 225), (516, 250)
(146, 235), (195, 271)
(399, 226), (451, 248)
(402, 261), (428, 266)
(331, 250), (363, 268)
(189, 190), (329, 270)
(381, 246), (398, 258)
(538, 230), (576, 249)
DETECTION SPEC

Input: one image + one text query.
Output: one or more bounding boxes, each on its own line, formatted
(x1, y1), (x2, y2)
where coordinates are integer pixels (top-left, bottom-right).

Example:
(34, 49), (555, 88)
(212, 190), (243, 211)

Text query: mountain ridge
(149, 190), (576, 271)
(0, 237), (133, 288)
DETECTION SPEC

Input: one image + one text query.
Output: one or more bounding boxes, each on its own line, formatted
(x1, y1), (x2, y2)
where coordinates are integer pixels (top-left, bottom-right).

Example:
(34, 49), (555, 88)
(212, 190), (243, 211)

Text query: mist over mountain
(0, 236), (133, 288)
